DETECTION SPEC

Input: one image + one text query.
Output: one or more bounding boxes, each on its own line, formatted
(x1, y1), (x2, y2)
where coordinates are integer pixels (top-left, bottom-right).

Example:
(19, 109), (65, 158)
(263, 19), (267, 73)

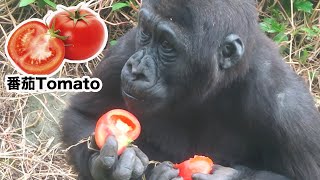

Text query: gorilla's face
(121, 8), (187, 114)
(121, 1), (246, 114)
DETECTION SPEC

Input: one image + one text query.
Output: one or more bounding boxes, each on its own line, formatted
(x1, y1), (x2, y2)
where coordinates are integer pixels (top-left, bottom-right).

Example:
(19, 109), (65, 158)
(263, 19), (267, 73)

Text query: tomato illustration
(48, 6), (107, 61)
(6, 19), (65, 75)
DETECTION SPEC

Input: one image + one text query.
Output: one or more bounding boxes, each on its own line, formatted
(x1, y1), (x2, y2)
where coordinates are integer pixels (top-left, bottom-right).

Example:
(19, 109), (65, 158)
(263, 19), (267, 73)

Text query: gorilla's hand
(88, 136), (149, 180)
(192, 165), (239, 180)
(149, 161), (182, 180)
(193, 165), (290, 180)
(149, 162), (238, 180)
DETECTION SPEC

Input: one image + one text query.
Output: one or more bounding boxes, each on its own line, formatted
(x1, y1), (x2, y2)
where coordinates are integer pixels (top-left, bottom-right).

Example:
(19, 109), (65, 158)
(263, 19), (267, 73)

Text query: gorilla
(61, 0), (320, 179)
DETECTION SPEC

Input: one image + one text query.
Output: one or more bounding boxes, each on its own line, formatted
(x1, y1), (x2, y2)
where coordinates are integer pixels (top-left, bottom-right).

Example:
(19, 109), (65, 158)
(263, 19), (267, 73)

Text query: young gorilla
(61, 0), (320, 179)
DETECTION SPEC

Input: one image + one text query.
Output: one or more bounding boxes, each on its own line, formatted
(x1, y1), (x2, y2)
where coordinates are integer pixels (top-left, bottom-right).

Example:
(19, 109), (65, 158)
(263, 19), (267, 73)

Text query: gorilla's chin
(122, 89), (168, 116)
(122, 90), (147, 115)
(122, 90), (140, 101)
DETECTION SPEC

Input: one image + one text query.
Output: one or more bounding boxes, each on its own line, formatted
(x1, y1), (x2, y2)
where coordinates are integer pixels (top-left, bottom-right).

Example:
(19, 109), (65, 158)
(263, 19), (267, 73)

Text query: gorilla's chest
(136, 115), (256, 165)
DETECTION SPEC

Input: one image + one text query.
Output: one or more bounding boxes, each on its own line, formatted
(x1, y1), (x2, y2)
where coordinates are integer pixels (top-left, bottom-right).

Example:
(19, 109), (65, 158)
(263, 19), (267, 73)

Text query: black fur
(61, 0), (320, 179)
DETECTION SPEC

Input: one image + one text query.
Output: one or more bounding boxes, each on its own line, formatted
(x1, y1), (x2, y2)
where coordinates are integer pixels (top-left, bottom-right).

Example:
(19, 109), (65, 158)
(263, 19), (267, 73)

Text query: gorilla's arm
(241, 43), (320, 179)
(61, 29), (148, 180)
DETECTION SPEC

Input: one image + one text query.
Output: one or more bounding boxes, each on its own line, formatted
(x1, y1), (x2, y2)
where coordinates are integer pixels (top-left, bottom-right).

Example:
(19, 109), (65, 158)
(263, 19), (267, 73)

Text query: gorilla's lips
(122, 89), (152, 115)
(122, 90), (140, 101)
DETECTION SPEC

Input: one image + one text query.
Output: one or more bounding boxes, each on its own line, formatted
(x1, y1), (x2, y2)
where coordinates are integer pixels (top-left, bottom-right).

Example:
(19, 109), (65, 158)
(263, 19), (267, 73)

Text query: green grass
(258, 0), (320, 103)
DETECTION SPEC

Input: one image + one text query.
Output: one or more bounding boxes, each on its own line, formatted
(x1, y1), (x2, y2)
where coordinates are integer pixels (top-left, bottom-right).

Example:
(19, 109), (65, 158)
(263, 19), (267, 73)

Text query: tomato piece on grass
(95, 109), (141, 154)
(6, 20), (65, 75)
(175, 155), (214, 180)
(49, 8), (106, 60)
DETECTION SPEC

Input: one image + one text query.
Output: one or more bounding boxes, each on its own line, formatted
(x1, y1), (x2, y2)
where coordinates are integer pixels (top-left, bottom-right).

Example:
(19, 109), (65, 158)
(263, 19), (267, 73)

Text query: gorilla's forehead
(141, 0), (258, 30)
(141, 0), (194, 28)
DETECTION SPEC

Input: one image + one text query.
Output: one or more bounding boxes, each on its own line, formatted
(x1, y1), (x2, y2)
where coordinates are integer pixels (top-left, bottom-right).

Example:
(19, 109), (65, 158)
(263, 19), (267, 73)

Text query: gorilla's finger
(99, 135), (118, 169)
(88, 153), (99, 170)
(158, 168), (179, 180)
(213, 164), (224, 170)
(172, 177), (183, 180)
(131, 156), (145, 179)
(213, 166), (239, 177)
(132, 146), (149, 168)
(193, 165), (240, 180)
(192, 173), (210, 180)
(112, 148), (136, 180)
(89, 153), (109, 180)
(149, 161), (174, 180)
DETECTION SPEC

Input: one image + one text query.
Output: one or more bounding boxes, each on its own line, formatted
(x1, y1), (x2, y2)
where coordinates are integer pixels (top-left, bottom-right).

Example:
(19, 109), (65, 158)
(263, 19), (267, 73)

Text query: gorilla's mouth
(122, 90), (141, 101)
(122, 90), (148, 114)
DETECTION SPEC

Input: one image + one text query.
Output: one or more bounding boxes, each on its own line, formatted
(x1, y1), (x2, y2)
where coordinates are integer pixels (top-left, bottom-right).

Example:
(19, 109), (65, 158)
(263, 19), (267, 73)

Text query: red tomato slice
(6, 20), (65, 75)
(49, 8), (106, 60)
(95, 109), (141, 154)
(175, 155), (214, 180)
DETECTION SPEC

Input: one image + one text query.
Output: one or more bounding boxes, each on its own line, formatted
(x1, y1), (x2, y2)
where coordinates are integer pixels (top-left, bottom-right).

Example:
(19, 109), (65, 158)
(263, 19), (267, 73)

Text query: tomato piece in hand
(175, 155), (214, 180)
(95, 109), (141, 154)
(49, 8), (106, 60)
(6, 20), (65, 75)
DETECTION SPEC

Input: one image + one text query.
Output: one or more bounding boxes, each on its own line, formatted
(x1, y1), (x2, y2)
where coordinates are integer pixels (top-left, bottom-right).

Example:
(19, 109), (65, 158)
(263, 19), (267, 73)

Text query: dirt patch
(22, 93), (74, 147)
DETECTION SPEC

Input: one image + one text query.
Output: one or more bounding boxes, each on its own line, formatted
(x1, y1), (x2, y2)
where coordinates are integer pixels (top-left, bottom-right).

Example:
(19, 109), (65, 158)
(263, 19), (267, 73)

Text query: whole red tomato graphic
(49, 8), (106, 60)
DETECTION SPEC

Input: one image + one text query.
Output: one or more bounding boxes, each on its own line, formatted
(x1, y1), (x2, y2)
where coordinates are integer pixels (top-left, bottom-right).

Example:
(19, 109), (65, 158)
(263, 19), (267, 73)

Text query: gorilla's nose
(125, 58), (148, 81)
(121, 50), (157, 92)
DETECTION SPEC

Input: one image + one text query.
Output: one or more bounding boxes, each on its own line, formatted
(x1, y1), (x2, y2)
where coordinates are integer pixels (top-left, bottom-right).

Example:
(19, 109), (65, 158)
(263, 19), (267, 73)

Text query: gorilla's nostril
(127, 62), (132, 69)
(130, 65), (147, 81)
(132, 71), (147, 81)
(136, 73), (147, 81)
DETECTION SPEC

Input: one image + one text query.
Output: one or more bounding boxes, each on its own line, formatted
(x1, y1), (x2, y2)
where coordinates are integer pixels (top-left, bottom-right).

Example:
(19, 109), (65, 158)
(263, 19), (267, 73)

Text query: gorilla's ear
(219, 34), (244, 69)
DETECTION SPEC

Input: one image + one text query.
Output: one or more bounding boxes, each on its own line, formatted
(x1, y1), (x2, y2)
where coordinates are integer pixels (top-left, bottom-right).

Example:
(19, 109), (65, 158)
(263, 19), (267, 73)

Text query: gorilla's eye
(161, 40), (173, 51)
(141, 28), (150, 37)
(222, 43), (236, 58)
(159, 39), (176, 62)
(140, 27), (151, 44)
